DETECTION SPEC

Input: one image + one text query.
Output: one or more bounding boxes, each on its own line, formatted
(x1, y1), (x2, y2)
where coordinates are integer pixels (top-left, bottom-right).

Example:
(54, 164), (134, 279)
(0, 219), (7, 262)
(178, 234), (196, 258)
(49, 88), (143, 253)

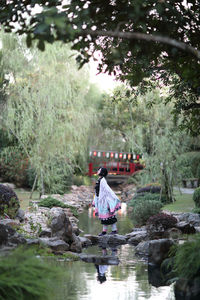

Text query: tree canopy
(1, 0), (199, 134)
(0, 32), (99, 193)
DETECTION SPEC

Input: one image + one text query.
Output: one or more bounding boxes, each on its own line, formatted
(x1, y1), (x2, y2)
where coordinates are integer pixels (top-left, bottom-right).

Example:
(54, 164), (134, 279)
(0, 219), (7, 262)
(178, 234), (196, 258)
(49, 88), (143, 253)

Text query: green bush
(170, 234), (200, 280)
(0, 247), (62, 300)
(193, 187), (200, 208)
(129, 192), (167, 206)
(38, 197), (78, 217)
(192, 207), (200, 214)
(131, 200), (163, 226)
(178, 152), (200, 179)
(0, 147), (29, 187)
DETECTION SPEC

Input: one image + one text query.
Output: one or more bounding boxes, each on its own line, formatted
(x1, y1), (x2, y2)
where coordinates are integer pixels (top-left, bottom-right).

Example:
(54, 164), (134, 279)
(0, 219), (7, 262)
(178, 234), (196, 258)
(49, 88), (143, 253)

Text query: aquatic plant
(0, 247), (62, 300)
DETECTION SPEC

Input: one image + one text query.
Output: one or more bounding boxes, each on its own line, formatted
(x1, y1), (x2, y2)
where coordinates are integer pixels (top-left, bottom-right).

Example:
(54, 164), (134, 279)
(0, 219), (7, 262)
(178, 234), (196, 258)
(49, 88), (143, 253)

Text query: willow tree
(99, 85), (190, 202)
(1, 32), (96, 194)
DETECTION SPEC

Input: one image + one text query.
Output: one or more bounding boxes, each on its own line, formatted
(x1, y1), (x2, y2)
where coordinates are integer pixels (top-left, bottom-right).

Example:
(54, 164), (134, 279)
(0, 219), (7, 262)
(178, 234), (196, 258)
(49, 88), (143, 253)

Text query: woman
(93, 167), (121, 236)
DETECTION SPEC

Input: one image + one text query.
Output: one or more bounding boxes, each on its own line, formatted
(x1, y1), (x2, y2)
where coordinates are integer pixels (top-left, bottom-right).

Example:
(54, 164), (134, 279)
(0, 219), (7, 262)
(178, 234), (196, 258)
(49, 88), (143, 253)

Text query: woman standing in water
(93, 167), (121, 236)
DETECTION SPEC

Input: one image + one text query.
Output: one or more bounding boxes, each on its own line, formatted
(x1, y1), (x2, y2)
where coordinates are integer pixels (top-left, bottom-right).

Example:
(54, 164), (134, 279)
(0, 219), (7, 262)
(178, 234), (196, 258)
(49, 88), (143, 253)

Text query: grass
(163, 190), (195, 213)
(14, 188), (40, 211)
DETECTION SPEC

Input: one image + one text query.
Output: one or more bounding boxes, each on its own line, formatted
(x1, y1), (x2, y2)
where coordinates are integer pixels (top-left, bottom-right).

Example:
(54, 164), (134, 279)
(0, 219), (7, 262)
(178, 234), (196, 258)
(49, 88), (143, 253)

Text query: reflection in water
(94, 246), (118, 284)
(46, 204), (175, 300)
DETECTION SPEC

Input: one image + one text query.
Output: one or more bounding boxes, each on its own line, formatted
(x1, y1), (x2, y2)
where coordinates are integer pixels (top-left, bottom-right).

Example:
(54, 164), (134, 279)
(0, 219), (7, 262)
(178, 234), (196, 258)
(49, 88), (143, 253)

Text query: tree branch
(82, 29), (200, 60)
(182, 103), (200, 110)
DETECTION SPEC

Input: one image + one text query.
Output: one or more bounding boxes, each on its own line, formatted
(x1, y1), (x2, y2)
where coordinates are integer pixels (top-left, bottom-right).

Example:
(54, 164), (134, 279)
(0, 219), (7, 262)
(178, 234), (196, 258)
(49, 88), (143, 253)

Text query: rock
(79, 254), (119, 265)
(0, 223), (26, 247)
(39, 237), (70, 252)
(176, 213), (200, 226)
(98, 234), (127, 248)
(128, 232), (148, 246)
(126, 229), (147, 239)
(165, 227), (182, 240)
(84, 234), (99, 245)
(26, 238), (40, 245)
(176, 221), (196, 234)
(0, 219), (20, 228)
(70, 233), (82, 253)
(148, 264), (170, 287)
(135, 241), (150, 257)
(175, 277), (200, 300)
(195, 226), (200, 233)
(148, 239), (175, 266)
(1, 183), (16, 189)
(79, 236), (92, 247)
(49, 207), (73, 242)
(16, 209), (25, 222)
(39, 228), (52, 238)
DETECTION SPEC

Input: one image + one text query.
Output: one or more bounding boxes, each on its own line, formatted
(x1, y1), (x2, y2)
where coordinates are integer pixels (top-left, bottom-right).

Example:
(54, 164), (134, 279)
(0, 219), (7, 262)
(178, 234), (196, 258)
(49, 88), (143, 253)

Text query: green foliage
(193, 187), (200, 208)
(131, 200), (163, 226)
(0, 184), (19, 218)
(130, 192), (167, 205)
(38, 197), (78, 217)
(0, 247), (62, 300)
(170, 234), (200, 280)
(192, 207), (200, 214)
(0, 32), (100, 192)
(177, 152), (200, 179)
(0, 1), (200, 133)
(0, 147), (29, 187)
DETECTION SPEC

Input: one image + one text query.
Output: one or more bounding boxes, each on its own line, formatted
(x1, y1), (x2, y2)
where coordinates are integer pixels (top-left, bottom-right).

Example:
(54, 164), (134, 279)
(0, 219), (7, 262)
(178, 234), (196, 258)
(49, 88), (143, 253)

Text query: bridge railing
(88, 161), (143, 176)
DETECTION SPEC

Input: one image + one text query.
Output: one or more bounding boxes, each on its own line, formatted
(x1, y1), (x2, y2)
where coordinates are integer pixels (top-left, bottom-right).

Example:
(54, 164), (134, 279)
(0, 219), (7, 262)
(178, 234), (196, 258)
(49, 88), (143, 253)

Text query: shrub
(170, 234), (200, 280)
(0, 247), (62, 300)
(129, 192), (167, 206)
(38, 197), (78, 217)
(178, 152), (200, 179)
(72, 175), (84, 186)
(192, 207), (200, 214)
(0, 184), (20, 218)
(193, 187), (200, 208)
(147, 213), (177, 230)
(131, 200), (163, 226)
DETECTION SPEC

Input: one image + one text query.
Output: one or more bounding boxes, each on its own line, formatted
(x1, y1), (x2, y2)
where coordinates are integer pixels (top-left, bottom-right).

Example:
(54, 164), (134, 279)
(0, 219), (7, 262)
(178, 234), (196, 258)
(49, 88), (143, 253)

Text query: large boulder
(39, 237), (70, 252)
(49, 207), (73, 242)
(128, 232), (148, 246)
(0, 222), (26, 248)
(135, 241), (150, 257)
(175, 221), (196, 234)
(49, 207), (82, 253)
(0, 184), (20, 218)
(176, 213), (200, 227)
(148, 238), (175, 266)
(175, 277), (200, 300)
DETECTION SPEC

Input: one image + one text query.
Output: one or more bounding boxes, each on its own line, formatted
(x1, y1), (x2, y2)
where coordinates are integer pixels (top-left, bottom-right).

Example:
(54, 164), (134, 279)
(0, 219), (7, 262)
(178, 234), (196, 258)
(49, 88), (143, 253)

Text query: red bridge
(88, 150), (144, 176)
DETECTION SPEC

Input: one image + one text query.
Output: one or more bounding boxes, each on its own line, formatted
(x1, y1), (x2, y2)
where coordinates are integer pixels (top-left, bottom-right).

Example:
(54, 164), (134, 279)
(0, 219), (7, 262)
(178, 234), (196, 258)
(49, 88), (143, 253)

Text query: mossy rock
(0, 184), (20, 218)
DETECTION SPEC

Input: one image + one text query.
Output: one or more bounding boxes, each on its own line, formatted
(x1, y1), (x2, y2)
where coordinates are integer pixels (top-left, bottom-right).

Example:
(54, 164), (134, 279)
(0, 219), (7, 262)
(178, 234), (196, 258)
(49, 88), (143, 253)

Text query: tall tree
(0, 32), (96, 193)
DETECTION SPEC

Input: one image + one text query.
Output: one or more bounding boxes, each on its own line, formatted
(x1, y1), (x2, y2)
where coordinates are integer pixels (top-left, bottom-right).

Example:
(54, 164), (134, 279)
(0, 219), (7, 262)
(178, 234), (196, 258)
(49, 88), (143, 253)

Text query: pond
(47, 205), (175, 300)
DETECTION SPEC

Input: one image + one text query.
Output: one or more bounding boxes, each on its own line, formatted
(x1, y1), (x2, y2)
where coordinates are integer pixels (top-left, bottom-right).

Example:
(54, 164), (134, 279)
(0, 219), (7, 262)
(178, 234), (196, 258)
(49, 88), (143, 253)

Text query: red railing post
(89, 163), (93, 176)
(129, 163), (135, 174)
